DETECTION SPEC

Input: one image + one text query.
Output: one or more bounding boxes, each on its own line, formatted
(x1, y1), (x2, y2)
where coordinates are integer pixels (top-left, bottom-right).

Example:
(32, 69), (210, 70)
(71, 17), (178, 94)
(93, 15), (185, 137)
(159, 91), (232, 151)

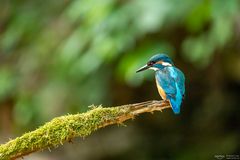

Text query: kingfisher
(136, 54), (185, 114)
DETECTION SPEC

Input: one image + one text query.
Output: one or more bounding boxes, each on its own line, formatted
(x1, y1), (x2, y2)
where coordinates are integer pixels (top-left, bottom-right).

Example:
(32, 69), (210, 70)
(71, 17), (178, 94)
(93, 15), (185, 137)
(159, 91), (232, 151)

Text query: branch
(0, 100), (170, 160)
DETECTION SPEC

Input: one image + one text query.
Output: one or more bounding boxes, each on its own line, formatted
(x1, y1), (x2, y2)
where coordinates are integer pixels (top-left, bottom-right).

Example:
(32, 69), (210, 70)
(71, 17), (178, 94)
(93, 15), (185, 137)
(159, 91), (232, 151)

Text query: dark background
(0, 0), (240, 159)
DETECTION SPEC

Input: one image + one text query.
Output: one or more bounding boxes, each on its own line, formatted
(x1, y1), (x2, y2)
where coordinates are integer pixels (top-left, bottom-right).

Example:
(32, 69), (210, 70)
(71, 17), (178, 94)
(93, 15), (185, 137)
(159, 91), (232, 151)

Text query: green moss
(0, 106), (129, 160)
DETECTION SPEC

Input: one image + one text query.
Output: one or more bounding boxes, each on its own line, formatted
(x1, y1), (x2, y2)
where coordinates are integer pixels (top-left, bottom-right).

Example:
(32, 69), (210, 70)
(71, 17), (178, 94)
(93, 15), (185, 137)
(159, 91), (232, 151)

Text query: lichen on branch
(0, 100), (170, 160)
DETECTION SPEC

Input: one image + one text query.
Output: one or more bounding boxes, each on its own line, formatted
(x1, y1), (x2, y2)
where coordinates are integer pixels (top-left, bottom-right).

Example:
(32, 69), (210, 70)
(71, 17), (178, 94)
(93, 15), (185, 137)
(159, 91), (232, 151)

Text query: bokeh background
(1, 0), (240, 159)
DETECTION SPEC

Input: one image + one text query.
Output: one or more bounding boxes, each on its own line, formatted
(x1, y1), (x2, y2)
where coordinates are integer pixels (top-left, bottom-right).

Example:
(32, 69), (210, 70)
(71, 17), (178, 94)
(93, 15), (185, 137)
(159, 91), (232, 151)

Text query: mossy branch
(0, 100), (170, 160)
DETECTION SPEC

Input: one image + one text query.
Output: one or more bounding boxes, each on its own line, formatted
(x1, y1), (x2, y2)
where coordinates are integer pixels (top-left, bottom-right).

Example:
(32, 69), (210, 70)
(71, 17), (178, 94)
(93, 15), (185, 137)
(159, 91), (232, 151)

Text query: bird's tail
(169, 98), (181, 114)
(169, 87), (183, 114)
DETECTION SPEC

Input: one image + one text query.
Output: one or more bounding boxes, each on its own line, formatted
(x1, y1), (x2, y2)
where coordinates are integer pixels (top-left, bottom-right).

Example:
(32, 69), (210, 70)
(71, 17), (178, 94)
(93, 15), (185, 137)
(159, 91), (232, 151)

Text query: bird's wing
(155, 69), (177, 98)
(156, 67), (185, 114)
(171, 67), (185, 97)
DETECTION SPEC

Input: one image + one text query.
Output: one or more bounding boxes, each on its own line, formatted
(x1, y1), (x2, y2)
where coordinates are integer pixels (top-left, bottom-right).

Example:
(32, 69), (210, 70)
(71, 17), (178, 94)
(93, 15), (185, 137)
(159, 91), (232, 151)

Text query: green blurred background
(1, 0), (240, 159)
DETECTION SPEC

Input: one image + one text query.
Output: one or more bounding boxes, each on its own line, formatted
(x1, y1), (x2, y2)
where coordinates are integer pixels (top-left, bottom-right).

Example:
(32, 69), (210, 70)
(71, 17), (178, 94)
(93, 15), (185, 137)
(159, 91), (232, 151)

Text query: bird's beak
(136, 65), (150, 73)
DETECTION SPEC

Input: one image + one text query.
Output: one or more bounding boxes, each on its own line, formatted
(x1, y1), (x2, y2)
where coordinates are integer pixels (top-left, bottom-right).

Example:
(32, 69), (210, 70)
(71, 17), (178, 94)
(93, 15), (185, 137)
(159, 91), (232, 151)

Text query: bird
(136, 53), (185, 114)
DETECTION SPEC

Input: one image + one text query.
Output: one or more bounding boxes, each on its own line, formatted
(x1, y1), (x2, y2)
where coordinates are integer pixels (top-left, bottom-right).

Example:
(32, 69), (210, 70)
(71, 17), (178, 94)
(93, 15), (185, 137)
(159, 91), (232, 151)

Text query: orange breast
(156, 79), (167, 100)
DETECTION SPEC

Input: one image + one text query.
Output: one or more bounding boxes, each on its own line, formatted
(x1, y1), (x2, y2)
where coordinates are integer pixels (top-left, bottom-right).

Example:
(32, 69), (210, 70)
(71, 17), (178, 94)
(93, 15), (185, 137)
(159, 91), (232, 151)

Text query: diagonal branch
(0, 100), (171, 160)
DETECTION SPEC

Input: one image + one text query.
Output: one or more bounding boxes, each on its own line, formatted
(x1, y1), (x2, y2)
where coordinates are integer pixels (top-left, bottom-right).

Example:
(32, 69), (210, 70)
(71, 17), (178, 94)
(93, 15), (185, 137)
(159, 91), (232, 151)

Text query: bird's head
(136, 54), (174, 73)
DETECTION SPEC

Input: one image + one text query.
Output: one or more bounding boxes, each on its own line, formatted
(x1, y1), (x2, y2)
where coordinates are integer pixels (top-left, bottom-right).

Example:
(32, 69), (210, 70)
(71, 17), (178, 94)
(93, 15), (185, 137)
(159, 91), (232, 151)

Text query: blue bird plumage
(136, 53), (185, 114)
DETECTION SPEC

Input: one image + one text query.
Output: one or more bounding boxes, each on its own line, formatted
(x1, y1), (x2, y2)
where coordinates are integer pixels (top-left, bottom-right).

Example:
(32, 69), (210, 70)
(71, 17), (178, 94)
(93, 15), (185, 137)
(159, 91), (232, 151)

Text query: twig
(0, 100), (170, 160)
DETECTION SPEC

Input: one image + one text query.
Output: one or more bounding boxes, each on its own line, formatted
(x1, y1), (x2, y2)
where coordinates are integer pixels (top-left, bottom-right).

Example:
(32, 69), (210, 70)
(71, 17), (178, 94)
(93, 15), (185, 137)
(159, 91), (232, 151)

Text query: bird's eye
(147, 61), (155, 66)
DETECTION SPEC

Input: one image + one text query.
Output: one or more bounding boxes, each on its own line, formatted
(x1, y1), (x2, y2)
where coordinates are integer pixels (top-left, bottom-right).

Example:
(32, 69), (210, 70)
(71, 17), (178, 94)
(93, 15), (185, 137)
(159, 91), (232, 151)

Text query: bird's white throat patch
(149, 67), (159, 71)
